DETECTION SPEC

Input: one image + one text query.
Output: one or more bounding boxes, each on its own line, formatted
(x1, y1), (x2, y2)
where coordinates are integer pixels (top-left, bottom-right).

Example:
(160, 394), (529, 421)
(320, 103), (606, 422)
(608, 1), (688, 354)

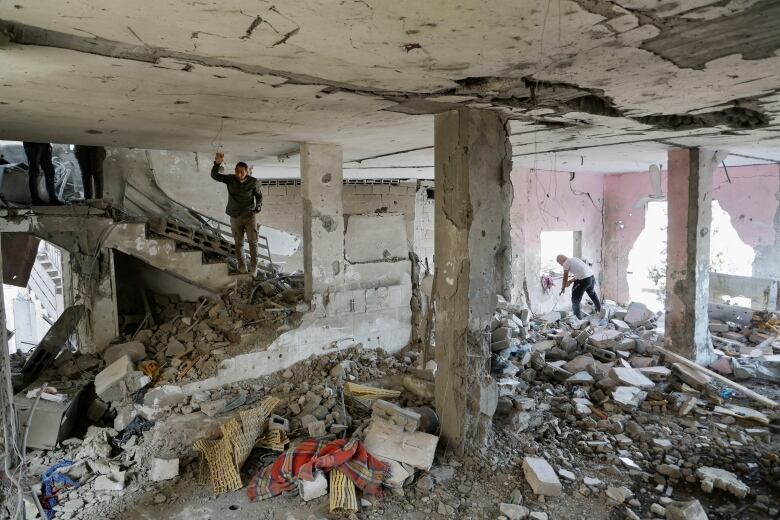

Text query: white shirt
(562, 257), (593, 280)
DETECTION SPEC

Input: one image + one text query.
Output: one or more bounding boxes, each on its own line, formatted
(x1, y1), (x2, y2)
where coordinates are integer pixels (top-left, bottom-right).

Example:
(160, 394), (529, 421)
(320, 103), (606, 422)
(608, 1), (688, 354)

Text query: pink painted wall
(603, 163), (780, 304)
(511, 167), (605, 314)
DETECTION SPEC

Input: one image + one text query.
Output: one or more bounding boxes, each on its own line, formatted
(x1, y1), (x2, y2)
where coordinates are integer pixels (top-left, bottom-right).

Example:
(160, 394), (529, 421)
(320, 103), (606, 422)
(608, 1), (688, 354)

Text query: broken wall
(603, 164), (780, 304)
(510, 167), (604, 314)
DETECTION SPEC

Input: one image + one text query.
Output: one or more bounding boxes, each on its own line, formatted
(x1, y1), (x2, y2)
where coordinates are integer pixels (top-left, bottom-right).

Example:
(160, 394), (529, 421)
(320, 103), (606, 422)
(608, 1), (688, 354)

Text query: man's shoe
(49, 198), (65, 206)
(31, 196), (46, 206)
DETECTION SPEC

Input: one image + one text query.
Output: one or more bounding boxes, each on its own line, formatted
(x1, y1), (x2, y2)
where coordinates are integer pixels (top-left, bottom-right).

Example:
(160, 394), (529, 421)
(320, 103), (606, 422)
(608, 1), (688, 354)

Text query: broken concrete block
(113, 403), (138, 431)
(563, 355), (595, 374)
(708, 321), (729, 333)
(611, 319), (630, 332)
(624, 302), (654, 325)
(638, 366), (671, 381)
(165, 338), (186, 357)
(299, 470), (328, 501)
(696, 466), (749, 499)
(606, 485), (633, 503)
(143, 385), (187, 409)
(609, 367), (655, 389)
(589, 329), (622, 348)
(307, 420), (327, 437)
(532, 339), (556, 352)
(566, 371), (594, 385)
(94, 472), (126, 492)
(372, 399), (421, 432)
(612, 386), (647, 409)
(558, 468), (576, 481)
(200, 399), (227, 417)
(94, 355), (149, 402)
(672, 363), (712, 389)
(666, 499), (708, 520)
(364, 419), (439, 471)
(103, 341), (147, 365)
(492, 327), (512, 343)
(615, 338), (636, 352)
(522, 457), (562, 497)
(499, 503), (530, 519)
(268, 414), (290, 433)
(378, 456), (412, 489)
(87, 399), (109, 422)
(150, 458), (179, 482)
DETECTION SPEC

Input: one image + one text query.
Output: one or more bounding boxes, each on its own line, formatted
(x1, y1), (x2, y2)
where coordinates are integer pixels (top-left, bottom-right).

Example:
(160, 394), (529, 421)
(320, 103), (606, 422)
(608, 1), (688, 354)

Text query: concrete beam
(664, 147), (718, 364)
(433, 107), (512, 455)
(301, 143), (345, 302)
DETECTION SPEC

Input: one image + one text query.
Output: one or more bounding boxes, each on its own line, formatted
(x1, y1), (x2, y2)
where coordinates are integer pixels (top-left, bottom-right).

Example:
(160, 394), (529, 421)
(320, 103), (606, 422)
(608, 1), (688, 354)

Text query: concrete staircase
(0, 204), (275, 294)
(103, 221), (243, 292)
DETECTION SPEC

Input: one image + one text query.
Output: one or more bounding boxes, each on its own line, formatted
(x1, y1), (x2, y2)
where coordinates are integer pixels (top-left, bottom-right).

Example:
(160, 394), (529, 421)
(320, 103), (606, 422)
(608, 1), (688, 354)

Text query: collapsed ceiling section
(0, 0), (779, 177)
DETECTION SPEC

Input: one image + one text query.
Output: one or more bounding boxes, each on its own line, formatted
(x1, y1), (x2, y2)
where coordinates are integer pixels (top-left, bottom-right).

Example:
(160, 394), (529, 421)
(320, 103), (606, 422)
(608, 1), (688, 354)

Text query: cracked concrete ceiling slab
(1, 0), (779, 179)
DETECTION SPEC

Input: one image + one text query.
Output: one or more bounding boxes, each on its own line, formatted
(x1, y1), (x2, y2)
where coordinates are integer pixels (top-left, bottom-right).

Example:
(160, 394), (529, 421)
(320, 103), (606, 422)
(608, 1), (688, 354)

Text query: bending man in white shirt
(557, 254), (601, 319)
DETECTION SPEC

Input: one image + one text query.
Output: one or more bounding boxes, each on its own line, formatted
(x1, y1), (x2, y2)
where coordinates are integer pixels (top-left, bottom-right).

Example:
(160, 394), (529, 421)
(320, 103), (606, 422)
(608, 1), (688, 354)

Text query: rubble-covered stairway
(0, 204), (276, 294)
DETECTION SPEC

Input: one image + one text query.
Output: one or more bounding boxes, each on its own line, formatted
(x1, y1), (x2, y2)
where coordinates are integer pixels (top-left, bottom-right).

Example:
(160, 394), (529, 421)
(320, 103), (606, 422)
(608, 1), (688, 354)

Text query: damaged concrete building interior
(2, 0), (780, 519)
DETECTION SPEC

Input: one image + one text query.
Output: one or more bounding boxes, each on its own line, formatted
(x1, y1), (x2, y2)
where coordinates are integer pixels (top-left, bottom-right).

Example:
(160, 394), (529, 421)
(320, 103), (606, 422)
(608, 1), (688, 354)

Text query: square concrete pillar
(664, 148), (718, 364)
(433, 108), (513, 454)
(300, 143), (344, 302)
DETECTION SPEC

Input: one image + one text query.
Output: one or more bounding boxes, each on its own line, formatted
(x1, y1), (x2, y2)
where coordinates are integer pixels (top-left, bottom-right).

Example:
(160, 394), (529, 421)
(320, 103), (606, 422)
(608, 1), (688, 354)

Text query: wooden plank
(651, 345), (779, 409)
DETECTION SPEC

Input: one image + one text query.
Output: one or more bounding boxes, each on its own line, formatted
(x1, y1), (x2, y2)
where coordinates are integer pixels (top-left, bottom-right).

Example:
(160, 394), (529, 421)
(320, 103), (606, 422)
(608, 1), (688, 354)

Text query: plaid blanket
(247, 438), (389, 501)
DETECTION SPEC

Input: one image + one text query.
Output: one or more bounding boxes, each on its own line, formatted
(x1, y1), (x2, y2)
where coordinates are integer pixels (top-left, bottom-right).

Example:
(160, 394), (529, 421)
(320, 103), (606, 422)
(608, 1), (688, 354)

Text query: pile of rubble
(486, 299), (779, 520)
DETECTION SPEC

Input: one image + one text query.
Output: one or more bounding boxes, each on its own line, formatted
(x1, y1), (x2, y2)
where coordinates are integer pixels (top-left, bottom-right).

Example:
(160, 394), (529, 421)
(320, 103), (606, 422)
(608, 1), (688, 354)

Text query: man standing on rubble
(557, 254), (601, 319)
(211, 152), (263, 274)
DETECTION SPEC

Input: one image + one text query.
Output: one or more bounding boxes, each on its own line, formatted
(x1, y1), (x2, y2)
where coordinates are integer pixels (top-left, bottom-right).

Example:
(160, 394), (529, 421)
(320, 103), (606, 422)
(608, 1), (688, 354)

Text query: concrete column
(433, 108), (512, 454)
(300, 143), (344, 302)
(664, 148), (718, 364)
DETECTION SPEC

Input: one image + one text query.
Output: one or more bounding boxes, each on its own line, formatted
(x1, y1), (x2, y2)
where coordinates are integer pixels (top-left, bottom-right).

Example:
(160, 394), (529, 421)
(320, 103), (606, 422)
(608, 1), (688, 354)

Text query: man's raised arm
(210, 152), (230, 183)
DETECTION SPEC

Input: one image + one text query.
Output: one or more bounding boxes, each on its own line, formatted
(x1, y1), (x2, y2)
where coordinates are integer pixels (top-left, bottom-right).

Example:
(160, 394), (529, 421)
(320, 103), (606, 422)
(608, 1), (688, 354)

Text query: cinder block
(364, 419), (438, 471)
(102, 341), (147, 365)
(522, 457), (562, 496)
(371, 399), (420, 432)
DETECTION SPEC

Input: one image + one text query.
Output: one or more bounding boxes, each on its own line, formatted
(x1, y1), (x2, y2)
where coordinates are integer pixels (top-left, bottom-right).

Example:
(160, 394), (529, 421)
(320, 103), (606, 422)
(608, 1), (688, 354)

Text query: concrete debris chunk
(566, 371), (594, 384)
(695, 466), (750, 499)
(557, 468), (576, 481)
(364, 419), (439, 471)
(143, 385), (187, 409)
(638, 366), (671, 381)
(94, 472), (126, 492)
(499, 503), (530, 519)
(665, 499), (708, 520)
(612, 386), (647, 409)
(299, 470), (328, 501)
(606, 485), (633, 504)
(94, 355), (150, 403)
(624, 302), (654, 325)
(150, 458), (179, 482)
(102, 340), (147, 365)
(590, 330), (622, 349)
(371, 399), (421, 432)
(672, 363), (712, 389)
(609, 367), (655, 389)
(522, 457), (562, 497)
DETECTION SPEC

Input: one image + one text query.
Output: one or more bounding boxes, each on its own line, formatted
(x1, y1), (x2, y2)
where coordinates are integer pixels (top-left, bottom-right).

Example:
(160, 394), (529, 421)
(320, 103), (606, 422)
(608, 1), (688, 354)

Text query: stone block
(364, 419), (438, 471)
(500, 503), (530, 519)
(563, 355), (595, 374)
(638, 366), (671, 381)
(103, 341), (147, 365)
(609, 367), (655, 389)
(666, 499), (708, 520)
(612, 386), (647, 409)
(566, 371), (594, 385)
(307, 420), (327, 437)
(532, 340), (556, 352)
(371, 399), (421, 432)
(94, 472), (126, 491)
(590, 330), (622, 349)
(611, 319), (630, 332)
(672, 363), (712, 389)
(299, 470), (328, 501)
(150, 458), (179, 482)
(625, 302), (654, 325)
(95, 355), (149, 403)
(522, 457), (562, 496)
(143, 385), (187, 409)
(492, 327), (512, 343)
(695, 466), (749, 498)
(269, 414), (290, 432)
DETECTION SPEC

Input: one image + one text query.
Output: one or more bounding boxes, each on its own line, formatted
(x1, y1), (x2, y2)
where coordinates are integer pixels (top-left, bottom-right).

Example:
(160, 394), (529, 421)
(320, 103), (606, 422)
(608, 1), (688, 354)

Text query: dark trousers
(571, 275), (601, 319)
(75, 145), (106, 199)
(23, 142), (57, 203)
(230, 213), (258, 270)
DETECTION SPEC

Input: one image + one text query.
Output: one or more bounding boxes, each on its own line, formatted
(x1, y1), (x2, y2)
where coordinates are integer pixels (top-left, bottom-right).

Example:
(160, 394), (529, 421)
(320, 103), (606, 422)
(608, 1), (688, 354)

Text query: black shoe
(49, 198), (65, 206)
(31, 197), (46, 206)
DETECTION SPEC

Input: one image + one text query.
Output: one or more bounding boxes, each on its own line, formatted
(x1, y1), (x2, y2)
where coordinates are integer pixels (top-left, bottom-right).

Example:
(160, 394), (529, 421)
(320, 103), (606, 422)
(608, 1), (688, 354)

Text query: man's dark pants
(75, 145), (106, 199)
(23, 143), (58, 204)
(571, 275), (601, 319)
(230, 213), (258, 272)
